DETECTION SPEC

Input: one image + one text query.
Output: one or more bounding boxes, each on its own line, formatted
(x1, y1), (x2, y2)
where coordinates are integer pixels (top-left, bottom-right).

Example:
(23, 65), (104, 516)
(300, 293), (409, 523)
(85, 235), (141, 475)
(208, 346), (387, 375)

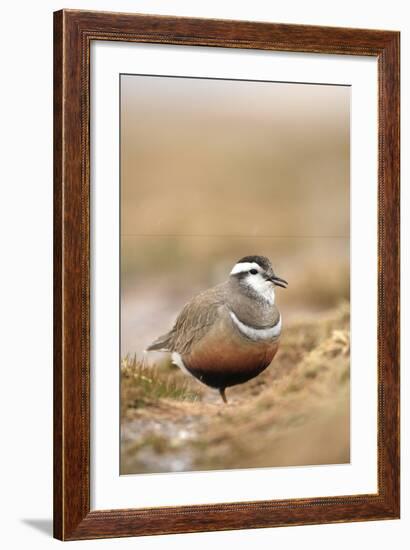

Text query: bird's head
(229, 255), (288, 304)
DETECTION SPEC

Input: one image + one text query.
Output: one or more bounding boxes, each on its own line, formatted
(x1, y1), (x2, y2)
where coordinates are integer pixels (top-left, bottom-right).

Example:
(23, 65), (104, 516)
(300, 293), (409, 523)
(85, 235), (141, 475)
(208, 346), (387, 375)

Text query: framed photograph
(54, 9), (400, 540)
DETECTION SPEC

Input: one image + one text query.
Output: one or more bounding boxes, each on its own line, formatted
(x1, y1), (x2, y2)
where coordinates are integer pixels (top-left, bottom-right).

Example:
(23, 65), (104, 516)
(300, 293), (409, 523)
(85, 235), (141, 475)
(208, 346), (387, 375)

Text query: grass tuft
(121, 355), (199, 413)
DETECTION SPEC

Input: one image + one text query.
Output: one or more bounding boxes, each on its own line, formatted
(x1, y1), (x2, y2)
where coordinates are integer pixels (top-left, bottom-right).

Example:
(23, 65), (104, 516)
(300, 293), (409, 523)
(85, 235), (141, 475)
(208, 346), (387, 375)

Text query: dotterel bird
(146, 255), (288, 403)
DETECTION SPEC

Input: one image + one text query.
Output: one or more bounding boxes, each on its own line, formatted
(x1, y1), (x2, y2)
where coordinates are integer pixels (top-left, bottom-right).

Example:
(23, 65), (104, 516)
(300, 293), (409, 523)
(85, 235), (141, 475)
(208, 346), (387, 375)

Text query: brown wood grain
(53, 9), (400, 541)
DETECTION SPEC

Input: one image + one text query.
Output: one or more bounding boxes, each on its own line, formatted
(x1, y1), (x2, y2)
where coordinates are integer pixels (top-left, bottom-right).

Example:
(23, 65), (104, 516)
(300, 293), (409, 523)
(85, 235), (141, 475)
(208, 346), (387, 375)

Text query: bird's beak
(269, 275), (288, 288)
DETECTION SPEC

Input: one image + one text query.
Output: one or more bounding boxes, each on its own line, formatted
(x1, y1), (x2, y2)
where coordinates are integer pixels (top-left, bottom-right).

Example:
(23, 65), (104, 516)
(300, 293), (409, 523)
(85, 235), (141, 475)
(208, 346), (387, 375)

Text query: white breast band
(229, 311), (282, 341)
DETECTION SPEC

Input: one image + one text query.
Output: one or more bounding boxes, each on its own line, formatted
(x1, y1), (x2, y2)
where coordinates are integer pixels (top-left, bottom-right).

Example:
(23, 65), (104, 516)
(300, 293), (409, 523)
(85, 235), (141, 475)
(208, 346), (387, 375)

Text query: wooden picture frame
(53, 9), (400, 541)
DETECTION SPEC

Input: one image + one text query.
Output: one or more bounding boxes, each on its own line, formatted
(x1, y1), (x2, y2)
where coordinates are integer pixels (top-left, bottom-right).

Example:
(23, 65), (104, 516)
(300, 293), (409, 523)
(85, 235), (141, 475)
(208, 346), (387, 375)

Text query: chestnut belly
(182, 328), (279, 389)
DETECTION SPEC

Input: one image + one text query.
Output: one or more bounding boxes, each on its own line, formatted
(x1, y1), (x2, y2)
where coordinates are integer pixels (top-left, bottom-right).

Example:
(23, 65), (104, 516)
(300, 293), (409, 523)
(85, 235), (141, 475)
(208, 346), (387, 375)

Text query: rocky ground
(120, 303), (350, 475)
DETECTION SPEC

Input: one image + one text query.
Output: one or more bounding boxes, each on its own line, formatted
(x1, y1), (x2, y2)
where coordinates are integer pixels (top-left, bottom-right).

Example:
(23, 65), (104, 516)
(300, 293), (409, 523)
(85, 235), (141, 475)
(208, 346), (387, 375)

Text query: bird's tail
(145, 332), (172, 352)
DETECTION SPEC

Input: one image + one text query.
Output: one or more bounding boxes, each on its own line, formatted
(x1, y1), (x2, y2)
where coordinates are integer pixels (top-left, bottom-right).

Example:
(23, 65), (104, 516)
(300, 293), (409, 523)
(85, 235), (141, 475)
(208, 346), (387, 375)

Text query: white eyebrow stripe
(230, 262), (261, 275)
(229, 311), (282, 341)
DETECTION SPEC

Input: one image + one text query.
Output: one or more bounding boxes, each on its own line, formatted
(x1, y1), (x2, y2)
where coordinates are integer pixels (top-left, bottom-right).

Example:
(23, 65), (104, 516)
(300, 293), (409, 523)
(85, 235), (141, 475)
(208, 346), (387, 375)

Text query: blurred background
(120, 75), (350, 357)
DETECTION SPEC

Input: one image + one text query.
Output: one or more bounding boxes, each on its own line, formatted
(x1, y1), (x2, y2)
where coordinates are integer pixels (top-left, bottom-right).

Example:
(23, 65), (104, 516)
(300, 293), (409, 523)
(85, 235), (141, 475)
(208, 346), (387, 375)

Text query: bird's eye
(249, 269), (258, 275)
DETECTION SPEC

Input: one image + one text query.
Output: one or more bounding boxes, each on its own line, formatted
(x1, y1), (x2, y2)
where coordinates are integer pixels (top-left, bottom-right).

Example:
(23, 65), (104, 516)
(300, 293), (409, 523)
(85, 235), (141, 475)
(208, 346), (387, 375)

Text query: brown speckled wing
(166, 286), (226, 355)
(146, 284), (227, 354)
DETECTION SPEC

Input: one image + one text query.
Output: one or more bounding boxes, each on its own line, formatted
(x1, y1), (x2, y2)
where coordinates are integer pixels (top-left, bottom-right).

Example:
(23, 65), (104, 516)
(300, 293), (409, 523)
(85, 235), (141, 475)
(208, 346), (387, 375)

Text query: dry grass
(121, 356), (199, 415)
(121, 303), (350, 474)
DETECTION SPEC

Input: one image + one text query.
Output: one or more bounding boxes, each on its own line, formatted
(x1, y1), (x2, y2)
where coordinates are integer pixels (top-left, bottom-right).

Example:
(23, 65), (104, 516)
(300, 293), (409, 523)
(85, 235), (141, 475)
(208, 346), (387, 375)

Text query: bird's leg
(219, 387), (228, 404)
